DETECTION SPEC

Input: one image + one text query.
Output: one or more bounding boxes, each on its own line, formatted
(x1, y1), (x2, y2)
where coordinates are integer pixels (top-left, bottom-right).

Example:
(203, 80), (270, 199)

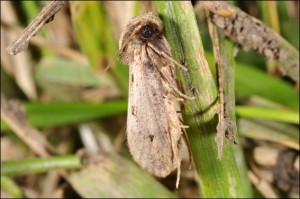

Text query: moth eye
(140, 25), (155, 38)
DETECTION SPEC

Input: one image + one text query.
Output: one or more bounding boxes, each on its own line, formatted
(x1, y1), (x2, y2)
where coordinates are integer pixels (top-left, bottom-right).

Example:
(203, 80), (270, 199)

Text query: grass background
(1, 1), (299, 198)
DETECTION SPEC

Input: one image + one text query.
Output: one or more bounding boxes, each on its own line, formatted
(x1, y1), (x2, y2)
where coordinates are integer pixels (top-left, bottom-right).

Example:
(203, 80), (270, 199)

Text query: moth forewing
(127, 46), (176, 177)
(119, 12), (190, 188)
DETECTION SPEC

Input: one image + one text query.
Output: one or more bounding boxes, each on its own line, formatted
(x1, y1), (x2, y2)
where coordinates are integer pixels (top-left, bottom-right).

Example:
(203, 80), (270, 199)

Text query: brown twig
(6, 1), (65, 55)
(3, 20), (87, 63)
(203, 1), (299, 84)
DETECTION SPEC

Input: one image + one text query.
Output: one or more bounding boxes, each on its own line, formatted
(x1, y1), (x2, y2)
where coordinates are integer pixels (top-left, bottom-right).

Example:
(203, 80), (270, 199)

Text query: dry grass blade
(206, 9), (225, 160)
(67, 152), (175, 198)
(248, 171), (278, 198)
(3, 21), (87, 63)
(0, 94), (57, 157)
(1, 2), (37, 100)
(205, 3), (238, 161)
(6, 1), (65, 55)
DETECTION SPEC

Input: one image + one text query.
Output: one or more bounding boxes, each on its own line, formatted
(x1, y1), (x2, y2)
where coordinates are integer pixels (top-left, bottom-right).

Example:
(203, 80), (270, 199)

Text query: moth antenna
(164, 94), (184, 102)
(101, 51), (121, 76)
(102, 25), (141, 75)
(180, 125), (189, 129)
(147, 42), (188, 71)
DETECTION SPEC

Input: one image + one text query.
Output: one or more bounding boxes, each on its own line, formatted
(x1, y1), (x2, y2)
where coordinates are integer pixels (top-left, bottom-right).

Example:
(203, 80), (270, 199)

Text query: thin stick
(6, 1), (65, 55)
(206, 9), (226, 160)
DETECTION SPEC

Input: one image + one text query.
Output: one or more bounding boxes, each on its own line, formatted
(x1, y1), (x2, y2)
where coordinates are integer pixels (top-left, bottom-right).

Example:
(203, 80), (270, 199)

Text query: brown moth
(119, 12), (192, 188)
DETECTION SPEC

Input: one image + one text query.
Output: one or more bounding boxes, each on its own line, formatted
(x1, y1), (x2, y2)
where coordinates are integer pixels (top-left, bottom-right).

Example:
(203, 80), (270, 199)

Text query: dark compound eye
(140, 25), (155, 38)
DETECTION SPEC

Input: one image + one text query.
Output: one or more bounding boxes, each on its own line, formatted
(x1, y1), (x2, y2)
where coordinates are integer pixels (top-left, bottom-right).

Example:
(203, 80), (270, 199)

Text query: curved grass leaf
(156, 2), (252, 198)
(68, 153), (176, 198)
(236, 106), (299, 124)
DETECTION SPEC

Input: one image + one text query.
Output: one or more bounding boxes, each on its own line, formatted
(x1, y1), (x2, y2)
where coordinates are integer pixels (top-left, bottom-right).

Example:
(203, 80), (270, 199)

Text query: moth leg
(175, 117), (192, 171)
(172, 130), (184, 189)
(163, 94), (184, 102)
(176, 115), (192, 170)
(157, 68), (195, 100)
(174, 114), (191, 169)
(147, 45), (194, 100)
(181, 128), (192, 170)
(177, 117), (189, 130)
(168, 121), (189, 131)
(173, 98), (184, 102)
(175, 158), (181, 188)
(169, 123), (182, 189)
(147, 42), (188, 71)
(162, 91), (183, 188)
(164, 93), (188, 131)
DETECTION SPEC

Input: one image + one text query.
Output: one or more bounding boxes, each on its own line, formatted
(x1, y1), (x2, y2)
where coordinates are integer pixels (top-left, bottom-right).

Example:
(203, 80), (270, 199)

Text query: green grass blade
(1, 176), (25, 198)
(205, 52), (299, 110)
(1, 155), (81, 176)
(156, 2), (252, 197)
(236, 106), (299, 124)
(1, 101), (127, 130)
(69, 2), (129, 96)
(239, 118), (299, 150)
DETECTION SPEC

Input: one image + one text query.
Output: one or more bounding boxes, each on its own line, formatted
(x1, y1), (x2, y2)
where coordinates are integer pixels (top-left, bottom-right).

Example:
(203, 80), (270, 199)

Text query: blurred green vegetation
(1, 1), (298, 198)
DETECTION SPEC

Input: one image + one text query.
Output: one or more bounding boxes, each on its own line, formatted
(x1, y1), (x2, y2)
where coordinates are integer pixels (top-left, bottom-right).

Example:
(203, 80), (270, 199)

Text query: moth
(118, 12), (192, 188)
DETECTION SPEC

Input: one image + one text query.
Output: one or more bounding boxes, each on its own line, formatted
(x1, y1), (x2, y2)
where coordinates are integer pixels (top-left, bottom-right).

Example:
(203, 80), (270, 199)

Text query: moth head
(119, 12), (163, 47)
(118, 12), (164, 64)
(138, 13), (162, 40)
(140, 25), (156, 39)
(105, 13), (165, 72)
